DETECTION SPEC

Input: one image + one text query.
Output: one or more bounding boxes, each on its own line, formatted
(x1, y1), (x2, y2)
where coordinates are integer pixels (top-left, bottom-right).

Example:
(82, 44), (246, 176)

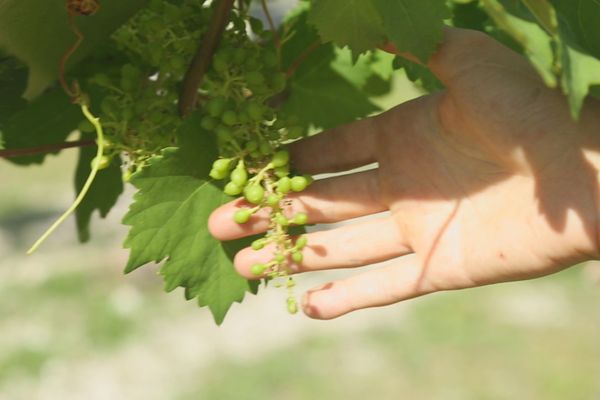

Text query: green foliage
(2, 0), (600, 323)
(74, 136), (124, 243)
(123, 114), (257, 324)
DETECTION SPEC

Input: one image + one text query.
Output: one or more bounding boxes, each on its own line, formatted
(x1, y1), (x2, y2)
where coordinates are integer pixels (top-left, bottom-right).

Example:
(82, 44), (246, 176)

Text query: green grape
(266, 193), (280, 207)
(259, 141), (272, 155)
(293, 212), (308, 225)
(212, 54), (228, 72)
(207, 97), (227, 117)
(250, 150), (261, 159)
(216, 125), (234, 143)
(251, 239), (266, 250)
(244, 57), (261, 71)
(230, 165), (248, 186)
(201, 116), (218, 130)
(244, 185), (264, 205)
(291, 251), (303, 263)
(245, 70), (264, 86)
(91, 73), (111, 87)
(275, 253), (285, 263)
(295, 236), (308, 250)
(100, 97), (120, 117)
(250, 263), (267, 276)
(275, 213), (289, 226)
(90, 155), (112, 170)
(274, 166), (289, 178)
(234, 209), (252, 224)
(212, 158), (232, 172)
(269, 72), (286, 92)
(291, 176), (308, 192)
(233, 47), (247, 63)
(246, 102), (264, 121)
(221, 110), (238, 126)
(224, 181), (243, 196)
(209, 168), (228, 180)
(287, 297), (298, 314)
(272, 150), (289, 167)
(277, 177), (291, 194)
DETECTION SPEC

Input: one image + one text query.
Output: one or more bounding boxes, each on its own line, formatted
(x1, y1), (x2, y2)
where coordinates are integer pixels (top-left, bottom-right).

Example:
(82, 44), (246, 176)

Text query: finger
(234, 216), (412, 278)
(301, 254), (435, 320)
(208, 169), (385, 241)
(289, 117), (378, 174)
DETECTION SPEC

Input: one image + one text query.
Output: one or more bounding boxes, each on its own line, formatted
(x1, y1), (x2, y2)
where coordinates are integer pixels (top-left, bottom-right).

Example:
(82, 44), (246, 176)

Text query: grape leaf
(372, 0), (451, 62)
(1, 88), (81, 165)
(392, 56), (444, 93)
(308, 0), (385, 56)
(282, 13), (379, 129)
(551, 0), (600, 59)
(122, 114), (257, 324)
(0, 0), (147, 98)
(559, 43), (600, 118)
(74, 135), (124, 243)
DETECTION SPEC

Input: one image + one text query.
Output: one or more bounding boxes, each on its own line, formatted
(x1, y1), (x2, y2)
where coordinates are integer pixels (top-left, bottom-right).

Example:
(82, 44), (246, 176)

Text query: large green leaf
(372, 0), (451, 62)
(74, 135), (124, 243)
(122, 114), (257, 324)
(0, 0), (147, 98)
(551, 0), (600, 59)
(308, 0), (385, 55)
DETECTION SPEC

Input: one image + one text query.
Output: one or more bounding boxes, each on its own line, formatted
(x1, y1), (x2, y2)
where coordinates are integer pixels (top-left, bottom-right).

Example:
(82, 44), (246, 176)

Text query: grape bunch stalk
(201, 25), (312, 314)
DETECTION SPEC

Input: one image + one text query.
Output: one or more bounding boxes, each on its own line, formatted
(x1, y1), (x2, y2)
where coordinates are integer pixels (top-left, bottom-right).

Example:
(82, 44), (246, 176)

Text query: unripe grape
(275, 253), (285, 263)
(91, 73), (111, 87)
(272, 150), (289, 167)
(221, 110), (238, 126)
(275, 213), (289, 226)
(277, 177), (291, 194)
(245, 70), (264, 86)
(291, 251), (303, 263)
(234, 209), (252, 224)
(91, 155), (111, 170)
(269, 72), (286, 92)
(293, 212), (308, 225)
(250, 263), (267, 276)
(233, 48), (247, 63)
(216, 125), (234, 143)
(274, 166), (289, 178)
(207, 97), (227, 117)
(224, 181), (243, 196)
(209, 168), (228, 180)
(230, 166), (248, 186)
(263, 51), (278, 68)
(212, 55), (228, 73)
(266, 193), (280, 207)
(290, 176), (308, 192)
(246, 102), (264, 121)
(212, 158), (232, 172)
(201, 116), (218, 130)
(251, 239), (266, 250)
(259, 141), (272, 155)
(244, 185), (264, 205)
(287, 297), (298, 314)
(295, 236), (308, 249)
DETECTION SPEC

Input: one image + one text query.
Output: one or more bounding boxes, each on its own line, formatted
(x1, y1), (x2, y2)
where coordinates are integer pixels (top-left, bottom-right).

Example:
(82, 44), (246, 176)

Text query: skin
(209, 28), (600, 319)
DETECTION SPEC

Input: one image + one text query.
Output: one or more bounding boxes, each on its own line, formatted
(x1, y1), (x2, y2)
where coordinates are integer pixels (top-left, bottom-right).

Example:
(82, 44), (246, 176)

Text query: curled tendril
(66, 0), (100, 16)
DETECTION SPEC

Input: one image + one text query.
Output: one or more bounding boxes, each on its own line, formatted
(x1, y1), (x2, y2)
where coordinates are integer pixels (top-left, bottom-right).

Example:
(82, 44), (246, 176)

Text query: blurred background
(1, 68), (600, 400)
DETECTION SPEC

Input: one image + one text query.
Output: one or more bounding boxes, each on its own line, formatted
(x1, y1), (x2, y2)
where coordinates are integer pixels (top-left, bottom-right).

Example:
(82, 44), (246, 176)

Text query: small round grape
(293, 212), (308, 225)
(291, 176), (309, 192)
(272, 150), (290, 167)
(234, 209), (252, 224)
(224, 181), (243, 196)
(277, 177), (291, 194)
(291, 251), (303, 263)
(250, 263), (267, 276)
(244, 185), (265, 205)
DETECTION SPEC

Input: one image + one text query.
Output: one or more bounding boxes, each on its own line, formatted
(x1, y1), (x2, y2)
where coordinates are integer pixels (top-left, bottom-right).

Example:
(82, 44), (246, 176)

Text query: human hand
(209, 28), (600, 319)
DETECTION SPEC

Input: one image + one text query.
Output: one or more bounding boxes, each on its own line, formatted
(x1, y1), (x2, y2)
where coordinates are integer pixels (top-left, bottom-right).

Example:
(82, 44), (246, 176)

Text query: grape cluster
(81, 0), (210, 178)
(202, 27), (310, 313)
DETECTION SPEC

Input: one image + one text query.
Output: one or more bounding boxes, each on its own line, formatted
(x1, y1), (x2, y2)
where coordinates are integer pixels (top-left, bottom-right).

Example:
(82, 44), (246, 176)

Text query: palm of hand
(209, 29), (600, 319)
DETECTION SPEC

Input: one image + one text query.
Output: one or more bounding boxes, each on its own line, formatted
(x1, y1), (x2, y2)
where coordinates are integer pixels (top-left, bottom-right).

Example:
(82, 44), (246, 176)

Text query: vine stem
(27, 104), (104, 255)
(0, 140), (95, 159)
(178, 0), (235, 117)
(59, 11), (84, 99)
(286, 40), (321, 78)
(260, 0), (280, 50)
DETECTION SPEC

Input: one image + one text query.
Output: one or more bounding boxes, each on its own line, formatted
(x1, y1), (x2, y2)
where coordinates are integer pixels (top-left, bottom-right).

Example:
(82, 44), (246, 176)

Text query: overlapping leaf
(123, 114), (257, 324)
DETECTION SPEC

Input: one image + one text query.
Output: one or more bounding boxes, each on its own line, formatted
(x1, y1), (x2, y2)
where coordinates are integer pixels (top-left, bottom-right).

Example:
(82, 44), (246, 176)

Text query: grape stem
(26, 104), (104, 255)
(260, 0), (281, 51)
(178, 0), (235, 117)
(0, 139), (95, 159)
(59, 6), (85, 99)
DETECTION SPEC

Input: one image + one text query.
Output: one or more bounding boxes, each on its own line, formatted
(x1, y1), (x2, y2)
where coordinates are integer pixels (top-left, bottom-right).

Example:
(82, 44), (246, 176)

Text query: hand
(209, 28), (600, 319)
